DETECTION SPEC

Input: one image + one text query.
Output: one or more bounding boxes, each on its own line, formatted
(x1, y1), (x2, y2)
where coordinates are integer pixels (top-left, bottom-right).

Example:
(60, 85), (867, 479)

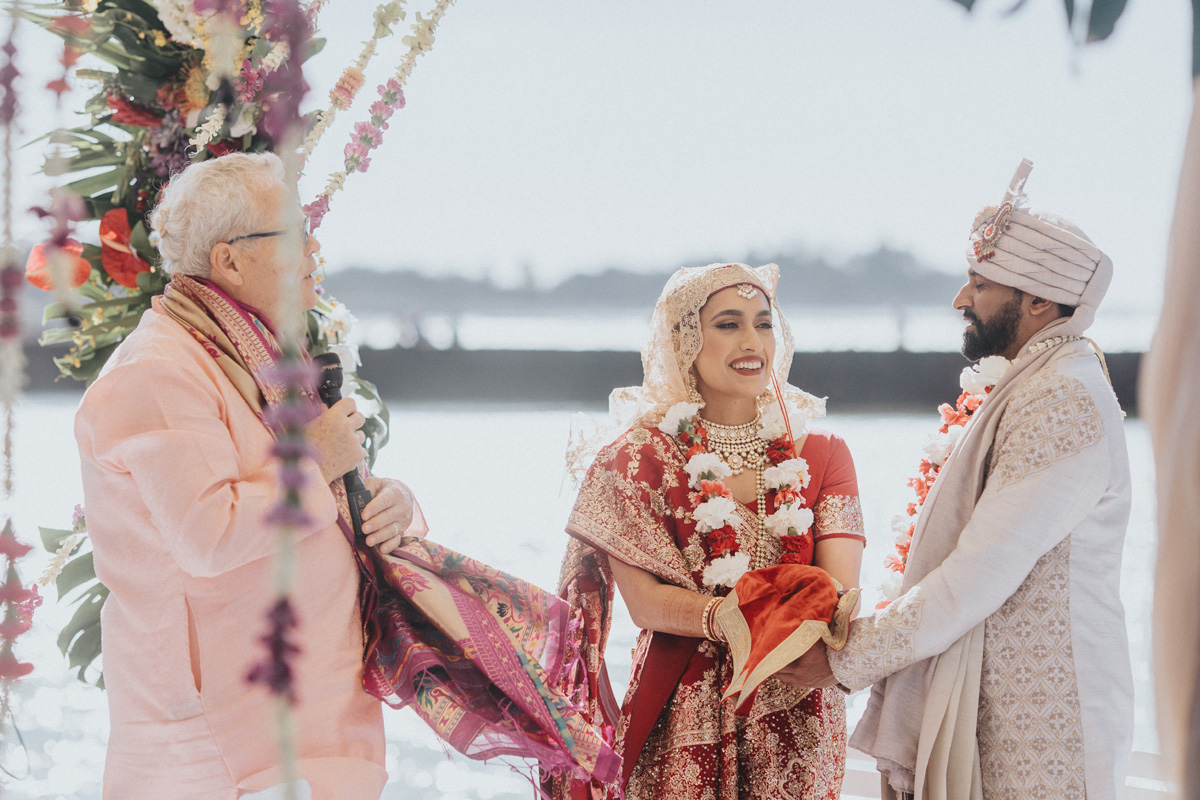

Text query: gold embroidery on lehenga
(978, 537), (1086, 797)
(577, 425), (851, 799)
(813, 494), (865, 537)
(990, 367), (1103, 489)
(627, 427), (652, 446)
(568, 463), (697, 590)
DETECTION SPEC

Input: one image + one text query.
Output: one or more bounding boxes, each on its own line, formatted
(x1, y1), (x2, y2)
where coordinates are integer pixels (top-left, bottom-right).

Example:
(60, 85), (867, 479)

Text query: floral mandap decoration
(19, 0), (459, 684)
(878, 355), (1010, 608)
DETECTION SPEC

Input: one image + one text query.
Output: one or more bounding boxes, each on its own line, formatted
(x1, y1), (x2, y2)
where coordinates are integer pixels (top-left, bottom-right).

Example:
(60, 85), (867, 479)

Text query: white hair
(149, 152), (287, 278)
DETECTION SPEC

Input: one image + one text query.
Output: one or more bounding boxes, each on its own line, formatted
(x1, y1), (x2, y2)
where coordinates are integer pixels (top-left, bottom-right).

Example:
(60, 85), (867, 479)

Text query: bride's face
(692, 285), (775, 412)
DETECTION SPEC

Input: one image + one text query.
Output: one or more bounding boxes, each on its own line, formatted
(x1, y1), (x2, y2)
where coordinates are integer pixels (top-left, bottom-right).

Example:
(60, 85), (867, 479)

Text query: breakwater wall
(356, 348), (1142, 413)
(26, 345), (1143, 414)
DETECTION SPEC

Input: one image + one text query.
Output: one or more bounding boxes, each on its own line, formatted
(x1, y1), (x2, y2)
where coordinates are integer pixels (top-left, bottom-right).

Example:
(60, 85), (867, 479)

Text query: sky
(13, 0), (1197, 312)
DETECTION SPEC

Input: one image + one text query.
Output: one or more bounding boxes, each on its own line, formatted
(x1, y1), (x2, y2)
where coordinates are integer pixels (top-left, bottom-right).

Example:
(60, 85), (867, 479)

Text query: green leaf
(129, 220), (154, 262)
(57, 585), (104, 653)
(116, 68), (164, 104)
(38, 526), (75, 553)
(304, 37), (326, 62)
(64, 167), (123, 198)
(1086, 0), (1128, 41)
(76, 68), (119, 83)
(55, 581), (107, 684)
(45, 149), (126, 176)
(39, 327), (82, 346)
(56, 551), (97, 599)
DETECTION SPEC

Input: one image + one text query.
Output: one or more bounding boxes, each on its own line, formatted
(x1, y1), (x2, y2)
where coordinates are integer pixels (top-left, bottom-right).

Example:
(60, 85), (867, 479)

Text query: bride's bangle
(701, 596), (723, 642)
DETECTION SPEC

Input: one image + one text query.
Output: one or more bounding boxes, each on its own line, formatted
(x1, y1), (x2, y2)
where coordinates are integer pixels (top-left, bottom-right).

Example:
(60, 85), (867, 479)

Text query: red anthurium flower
(49, 14), (91, 38)
(106, 95), (164, 127)
(99, 209), (153, 289)
(0, 650), (34, 680)
(25, 239), (91, 291)
(206, 139), (241, 158)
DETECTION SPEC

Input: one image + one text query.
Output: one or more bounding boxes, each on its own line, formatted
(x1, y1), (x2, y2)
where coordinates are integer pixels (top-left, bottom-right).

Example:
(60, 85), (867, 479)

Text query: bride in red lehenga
(550, 263), (866, 800)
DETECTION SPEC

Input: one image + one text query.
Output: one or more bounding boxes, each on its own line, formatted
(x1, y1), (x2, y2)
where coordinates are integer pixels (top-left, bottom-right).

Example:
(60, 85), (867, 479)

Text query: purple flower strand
(262, 398), (321, 430)
(246, 597), (301, 702)
(261, 360), (319, 390)
(308, 78), (406, 232)
(258, 0), (312, 148)
(270, 435), (319, 463)
(264, 503), (313, 529)
(0, 29), (19, 126)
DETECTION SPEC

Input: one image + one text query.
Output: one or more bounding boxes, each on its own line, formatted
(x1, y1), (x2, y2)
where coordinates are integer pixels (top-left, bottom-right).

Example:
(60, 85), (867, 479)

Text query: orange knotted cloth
(717, 565), (860, 716)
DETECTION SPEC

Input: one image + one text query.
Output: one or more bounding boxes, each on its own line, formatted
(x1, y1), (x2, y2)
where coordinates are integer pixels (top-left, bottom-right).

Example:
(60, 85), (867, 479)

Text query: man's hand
(361, 477), (419, 554)
(305, 398), (366, 484)
(774, 640), (839, 689)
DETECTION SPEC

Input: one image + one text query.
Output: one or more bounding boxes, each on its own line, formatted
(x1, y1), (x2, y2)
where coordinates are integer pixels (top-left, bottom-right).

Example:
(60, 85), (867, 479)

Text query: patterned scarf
(158, 275), (620, 786)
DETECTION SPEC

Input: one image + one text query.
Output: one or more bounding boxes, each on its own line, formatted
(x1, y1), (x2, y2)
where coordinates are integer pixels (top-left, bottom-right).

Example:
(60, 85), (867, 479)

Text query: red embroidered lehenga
(551, 264), (866, 800)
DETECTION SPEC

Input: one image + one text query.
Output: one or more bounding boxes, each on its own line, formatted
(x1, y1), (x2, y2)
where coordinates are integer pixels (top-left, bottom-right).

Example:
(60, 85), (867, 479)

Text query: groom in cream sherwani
(803, 161), (1134, 800)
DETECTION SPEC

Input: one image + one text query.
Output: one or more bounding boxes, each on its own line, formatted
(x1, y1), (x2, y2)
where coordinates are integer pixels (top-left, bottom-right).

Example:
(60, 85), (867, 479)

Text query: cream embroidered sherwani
(829, 341), (1133, 799)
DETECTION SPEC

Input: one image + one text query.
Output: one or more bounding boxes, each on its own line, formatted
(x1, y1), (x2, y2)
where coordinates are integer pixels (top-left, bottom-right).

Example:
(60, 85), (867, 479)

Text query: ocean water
(0, 395), (1158, 799)
(355, 305), (1158, 353)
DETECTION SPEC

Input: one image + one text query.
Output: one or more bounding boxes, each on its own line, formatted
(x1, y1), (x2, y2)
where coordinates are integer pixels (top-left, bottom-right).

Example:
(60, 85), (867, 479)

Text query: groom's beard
(961, 292), (1023, 361)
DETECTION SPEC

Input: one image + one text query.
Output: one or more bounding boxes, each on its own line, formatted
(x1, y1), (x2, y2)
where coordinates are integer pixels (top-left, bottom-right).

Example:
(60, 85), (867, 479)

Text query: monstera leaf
(39, 525), (105, 688)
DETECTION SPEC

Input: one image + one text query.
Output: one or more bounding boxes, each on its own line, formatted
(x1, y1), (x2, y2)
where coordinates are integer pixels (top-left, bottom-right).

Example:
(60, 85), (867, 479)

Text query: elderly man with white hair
(793, 160), (1134, 800)
(75, 152), (420, 798)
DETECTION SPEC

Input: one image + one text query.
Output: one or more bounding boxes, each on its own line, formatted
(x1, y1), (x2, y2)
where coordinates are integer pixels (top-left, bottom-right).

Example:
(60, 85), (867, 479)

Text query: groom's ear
(1028, 296), (1056, 318)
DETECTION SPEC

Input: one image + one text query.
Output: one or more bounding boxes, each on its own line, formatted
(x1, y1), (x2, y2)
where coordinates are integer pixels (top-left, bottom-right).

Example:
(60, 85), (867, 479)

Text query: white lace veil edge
(564, 262), (825, 487)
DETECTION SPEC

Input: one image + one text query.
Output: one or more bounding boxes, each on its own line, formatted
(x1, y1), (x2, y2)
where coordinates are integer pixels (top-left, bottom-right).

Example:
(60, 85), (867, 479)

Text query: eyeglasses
(226, 227), (310, 246)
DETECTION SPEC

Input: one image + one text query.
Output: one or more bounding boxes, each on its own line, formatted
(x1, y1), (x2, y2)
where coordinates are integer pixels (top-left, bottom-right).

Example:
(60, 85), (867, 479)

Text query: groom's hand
(775, 640), (838, 689)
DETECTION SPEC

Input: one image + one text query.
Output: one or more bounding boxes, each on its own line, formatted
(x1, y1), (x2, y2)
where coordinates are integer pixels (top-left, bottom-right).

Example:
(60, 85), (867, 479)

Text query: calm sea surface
(0, 395), (1158, 799)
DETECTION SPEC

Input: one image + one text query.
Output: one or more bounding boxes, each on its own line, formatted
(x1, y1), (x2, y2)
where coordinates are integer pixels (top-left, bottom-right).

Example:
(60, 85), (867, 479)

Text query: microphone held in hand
(313, 352), (373, 539)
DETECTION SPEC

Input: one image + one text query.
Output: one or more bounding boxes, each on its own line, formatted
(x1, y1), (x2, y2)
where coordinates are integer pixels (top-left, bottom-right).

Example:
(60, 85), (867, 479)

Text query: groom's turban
(966, 159), (1111, 308)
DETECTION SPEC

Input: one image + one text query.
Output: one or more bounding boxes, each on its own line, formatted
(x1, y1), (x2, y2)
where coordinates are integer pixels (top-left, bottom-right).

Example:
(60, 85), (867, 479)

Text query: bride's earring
(686, 368), (703, 404)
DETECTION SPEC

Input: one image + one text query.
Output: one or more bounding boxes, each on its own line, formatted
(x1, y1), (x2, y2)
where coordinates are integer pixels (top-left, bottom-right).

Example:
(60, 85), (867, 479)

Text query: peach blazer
(75, 306), (386, 799)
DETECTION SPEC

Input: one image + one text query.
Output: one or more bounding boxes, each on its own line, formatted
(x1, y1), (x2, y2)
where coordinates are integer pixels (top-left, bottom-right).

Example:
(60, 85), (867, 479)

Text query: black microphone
(313, 352), (373, 539)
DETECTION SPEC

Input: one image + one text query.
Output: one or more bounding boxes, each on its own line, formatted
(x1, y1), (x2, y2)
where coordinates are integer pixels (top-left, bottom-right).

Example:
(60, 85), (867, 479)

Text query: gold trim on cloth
(814, 494), (865, 539)
(718, 587), (860, 711)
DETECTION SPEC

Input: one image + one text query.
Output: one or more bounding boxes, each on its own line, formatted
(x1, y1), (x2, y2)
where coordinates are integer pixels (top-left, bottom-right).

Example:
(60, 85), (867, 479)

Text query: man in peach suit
(75, 153), (418, 798)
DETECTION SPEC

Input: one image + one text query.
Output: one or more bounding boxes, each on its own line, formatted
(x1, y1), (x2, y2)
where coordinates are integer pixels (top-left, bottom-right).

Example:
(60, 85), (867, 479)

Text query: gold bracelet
(701, 596), (722, 642)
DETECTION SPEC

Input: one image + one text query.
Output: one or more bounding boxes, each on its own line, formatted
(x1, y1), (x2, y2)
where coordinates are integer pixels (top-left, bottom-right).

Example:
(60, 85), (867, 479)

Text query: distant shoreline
(26, 345), (1143, 414)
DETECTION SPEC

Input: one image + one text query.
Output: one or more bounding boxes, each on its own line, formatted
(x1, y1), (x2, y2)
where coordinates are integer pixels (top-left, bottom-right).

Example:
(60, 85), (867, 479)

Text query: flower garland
(299, 1), (407, 157)
(0, 0), (35, 742)
(305, 0), (455, 231)
(658, 399), (813, 590)
(878, 355), (1011, 608)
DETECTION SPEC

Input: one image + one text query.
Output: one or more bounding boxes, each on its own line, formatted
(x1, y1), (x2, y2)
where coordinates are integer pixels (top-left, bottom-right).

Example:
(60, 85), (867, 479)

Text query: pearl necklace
(1027, 335), (1080, 355)
(699, 415), (766, 475)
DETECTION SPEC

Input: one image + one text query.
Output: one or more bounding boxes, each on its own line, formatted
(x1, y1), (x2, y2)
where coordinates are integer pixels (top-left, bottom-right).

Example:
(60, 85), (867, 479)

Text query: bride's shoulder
(799, 426), (853, 457)
(594, 425), (681, 470)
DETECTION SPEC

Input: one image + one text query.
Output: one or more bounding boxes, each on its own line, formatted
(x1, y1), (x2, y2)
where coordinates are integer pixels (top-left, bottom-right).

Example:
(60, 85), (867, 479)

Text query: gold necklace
(699, 412), (765, 475)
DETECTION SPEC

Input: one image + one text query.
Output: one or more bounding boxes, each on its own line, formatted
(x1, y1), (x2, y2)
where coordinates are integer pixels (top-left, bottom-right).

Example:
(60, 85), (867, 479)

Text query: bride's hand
(361, 477), (418, 554)
(774, 641), (838, 689)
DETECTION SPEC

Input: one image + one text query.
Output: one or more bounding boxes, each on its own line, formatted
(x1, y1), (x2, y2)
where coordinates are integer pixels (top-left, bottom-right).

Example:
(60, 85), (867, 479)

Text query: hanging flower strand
(0, 0), (35, 740)
(304, 0), (454, 231)
(300, 1), (407, 158)
(238, 3), (315, 797)
(877, 356), (1011, 608)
